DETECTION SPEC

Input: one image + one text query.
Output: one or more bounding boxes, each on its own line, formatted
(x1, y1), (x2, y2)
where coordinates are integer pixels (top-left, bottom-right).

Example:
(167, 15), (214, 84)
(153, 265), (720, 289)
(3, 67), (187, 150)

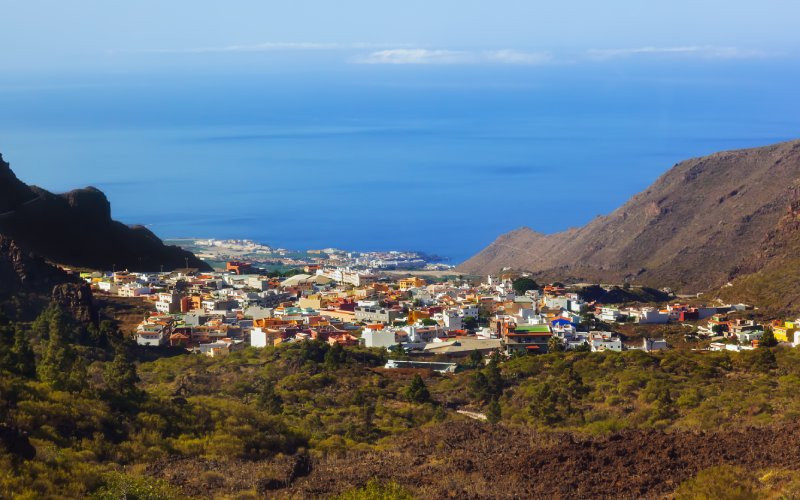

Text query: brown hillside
(713, 183), (800, 315)
(458, 139), (800, 293)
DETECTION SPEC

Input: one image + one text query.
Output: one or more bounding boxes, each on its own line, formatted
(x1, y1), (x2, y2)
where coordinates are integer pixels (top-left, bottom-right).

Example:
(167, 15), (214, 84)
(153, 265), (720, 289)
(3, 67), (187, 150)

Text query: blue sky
(2, 1), (799, 74)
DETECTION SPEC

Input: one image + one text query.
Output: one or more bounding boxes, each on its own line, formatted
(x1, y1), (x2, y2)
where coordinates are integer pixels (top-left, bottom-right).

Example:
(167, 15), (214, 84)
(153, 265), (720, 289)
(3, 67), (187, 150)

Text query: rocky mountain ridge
(458, 139), (800, 294)
(0, 153), (211, 273)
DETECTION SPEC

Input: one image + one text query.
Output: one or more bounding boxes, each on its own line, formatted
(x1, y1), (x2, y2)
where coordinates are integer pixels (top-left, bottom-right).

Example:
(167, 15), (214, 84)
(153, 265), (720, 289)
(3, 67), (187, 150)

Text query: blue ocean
(1, 61), (799, 263)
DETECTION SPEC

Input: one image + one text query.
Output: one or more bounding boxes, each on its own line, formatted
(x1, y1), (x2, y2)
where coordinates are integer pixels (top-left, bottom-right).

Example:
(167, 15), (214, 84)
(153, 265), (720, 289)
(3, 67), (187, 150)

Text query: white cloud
(586, 45), (764, 60)
(483, 49), (552, 64)
(146, 42), (411, 54)
(353, 48), (552, 65)
(354, 49), (470, 64)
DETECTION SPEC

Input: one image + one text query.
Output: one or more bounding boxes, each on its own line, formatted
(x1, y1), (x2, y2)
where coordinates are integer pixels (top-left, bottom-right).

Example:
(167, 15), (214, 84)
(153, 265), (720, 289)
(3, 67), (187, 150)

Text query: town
(81, 263), (796, 368)
(167, 239), (453, 272)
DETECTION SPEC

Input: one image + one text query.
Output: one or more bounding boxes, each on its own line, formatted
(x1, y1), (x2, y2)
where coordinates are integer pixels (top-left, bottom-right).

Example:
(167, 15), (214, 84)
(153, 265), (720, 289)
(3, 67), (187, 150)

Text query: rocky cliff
(458, 139), (800, 293)
(0, 153), (211, 272)
(0, 236), (74, 295)
(0, 235), (98, 323)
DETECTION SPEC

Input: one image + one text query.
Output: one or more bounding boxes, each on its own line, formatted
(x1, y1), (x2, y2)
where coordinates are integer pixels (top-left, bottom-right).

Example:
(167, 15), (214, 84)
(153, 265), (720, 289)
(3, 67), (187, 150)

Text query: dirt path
(456, 409), (487, 421)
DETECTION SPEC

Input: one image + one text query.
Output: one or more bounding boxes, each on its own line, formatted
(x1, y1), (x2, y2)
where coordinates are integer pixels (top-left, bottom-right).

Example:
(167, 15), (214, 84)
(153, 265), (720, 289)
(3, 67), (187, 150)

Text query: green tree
(512, 277), (539, 295)
(486, 398), (501, 424)
(463, 316), (479, 331)
(324, 342), (347, 369)
(529, 369), (587, 425)
(573, 342), (591, 352)
(711, 324), (728, 335)
(405, 374), (430, 403)
(547, 336), (564, 353)
(105, 344), (144, 405)
(11, 327), (35, 377)
(256, 378), (283, 414)
(760, 328), (777, 347)
(37, 316), (77, 390)
(467, 349), (483, 368)
(0, 320), (14, 372)
(470, 371), (491, 403)
(485, 353), (503, 397)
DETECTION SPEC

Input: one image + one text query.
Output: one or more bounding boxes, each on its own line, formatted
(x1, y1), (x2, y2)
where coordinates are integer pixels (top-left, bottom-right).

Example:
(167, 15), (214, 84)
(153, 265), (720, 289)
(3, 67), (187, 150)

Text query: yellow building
(398, 277), (426, 291)
(773, 321), (796, 342)
(298, 294), (326, 310)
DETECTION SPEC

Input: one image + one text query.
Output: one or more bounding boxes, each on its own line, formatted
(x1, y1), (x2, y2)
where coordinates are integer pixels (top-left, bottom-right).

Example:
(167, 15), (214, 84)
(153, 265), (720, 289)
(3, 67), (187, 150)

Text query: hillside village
(81, 264), (797, 366)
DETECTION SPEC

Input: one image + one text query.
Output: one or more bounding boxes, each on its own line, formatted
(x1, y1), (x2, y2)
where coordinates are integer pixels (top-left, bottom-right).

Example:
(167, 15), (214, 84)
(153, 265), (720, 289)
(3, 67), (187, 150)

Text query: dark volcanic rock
(0, 235), (75, 294)
(0, 154), (210, 272)
(0, 153), (37, 213)
(52, 282), (98, 325)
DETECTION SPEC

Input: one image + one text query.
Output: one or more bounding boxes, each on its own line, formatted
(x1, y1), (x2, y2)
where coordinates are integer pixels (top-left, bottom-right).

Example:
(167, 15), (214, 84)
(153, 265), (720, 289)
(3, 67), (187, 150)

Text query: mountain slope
(0, 235), (76, 295)
(459, 139), (800, 292)
(0, 153), (211, 272)
(713, 183), (800, 315)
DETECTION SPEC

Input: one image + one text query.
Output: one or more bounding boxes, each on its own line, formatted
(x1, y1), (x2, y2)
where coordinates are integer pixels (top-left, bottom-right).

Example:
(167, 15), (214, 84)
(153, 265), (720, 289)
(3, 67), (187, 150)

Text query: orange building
(408, 310), (431, 324)
(226, 261), (254, 275)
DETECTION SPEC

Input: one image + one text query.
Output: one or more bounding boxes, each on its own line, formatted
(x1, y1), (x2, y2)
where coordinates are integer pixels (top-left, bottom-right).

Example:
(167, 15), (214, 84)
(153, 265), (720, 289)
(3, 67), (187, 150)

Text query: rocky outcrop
(0, 235), (98, 323)
(458, 139), (800, 293)
(0, 154), (211, 272)
(52, 282), (98, 325)
(0, 153), (37, 213)
(0, 236), (75, 294)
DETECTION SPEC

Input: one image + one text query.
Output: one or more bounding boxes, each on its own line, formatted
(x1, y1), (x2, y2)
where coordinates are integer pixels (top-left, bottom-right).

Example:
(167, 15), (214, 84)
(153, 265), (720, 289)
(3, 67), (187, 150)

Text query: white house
(97, 281), (118, 294)
(458, 304), (479, 318)
(590, 332), (622, 352)
(362, 327), (396, 349)
(736, 330), (763, 344)
(643, 338), (668, 352)
(155, 293), (180, 314)
(136, 324), (168, 347)
(250, 327), (269, 348)
(118, 285), (152, 297)
(442, 310), (463, 331)
(637, 308), (670, 324)
(599, 307), (623, 322)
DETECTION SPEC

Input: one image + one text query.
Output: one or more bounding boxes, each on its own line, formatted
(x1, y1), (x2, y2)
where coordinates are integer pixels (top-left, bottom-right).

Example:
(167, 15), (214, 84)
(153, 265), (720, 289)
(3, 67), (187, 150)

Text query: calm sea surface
(1, 62), (799, 262)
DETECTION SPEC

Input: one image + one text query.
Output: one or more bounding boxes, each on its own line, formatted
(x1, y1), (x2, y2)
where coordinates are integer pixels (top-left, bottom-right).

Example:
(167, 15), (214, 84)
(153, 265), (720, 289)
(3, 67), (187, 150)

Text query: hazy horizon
(2, 1), (799, 262)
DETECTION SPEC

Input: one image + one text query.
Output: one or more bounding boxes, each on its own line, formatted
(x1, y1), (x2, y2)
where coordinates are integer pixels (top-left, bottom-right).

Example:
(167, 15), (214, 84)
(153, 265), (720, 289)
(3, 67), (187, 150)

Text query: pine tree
(38, 324), (73, 390)
(485, 353), (503, 398)
(468, 349), (483, 368)
(0, 322), (13, 372)
(405, 374), (430, 403)
(12, 327), (35, 377)
(470, 371), (491, 403)
(761, 328), (778, 347)
(487, 398), (501, 424)
(105, 345), (143, 403)
(324, 342), (347, 369)
(256, 378), (283, 414)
